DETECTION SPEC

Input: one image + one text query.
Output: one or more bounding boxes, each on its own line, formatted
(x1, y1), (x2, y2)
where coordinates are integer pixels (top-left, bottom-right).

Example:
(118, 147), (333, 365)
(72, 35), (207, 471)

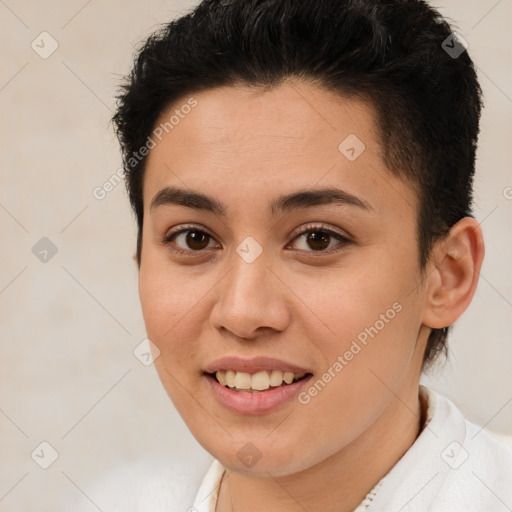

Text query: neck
(216, 381), (424, 512)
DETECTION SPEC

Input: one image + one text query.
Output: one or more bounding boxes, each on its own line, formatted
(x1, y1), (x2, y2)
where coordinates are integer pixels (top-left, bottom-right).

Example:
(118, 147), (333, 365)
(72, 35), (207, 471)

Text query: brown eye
(184, 230), (211, 250)
(290, 224), (352, 253)
(163, 227), (218, 254)
(163, 223), (351, 257)
(305, 231), (331, 251)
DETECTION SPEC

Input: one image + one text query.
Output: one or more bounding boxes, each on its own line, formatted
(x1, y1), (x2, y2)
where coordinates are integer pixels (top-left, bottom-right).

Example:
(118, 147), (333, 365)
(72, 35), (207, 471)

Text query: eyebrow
(150, 185), (373, 216)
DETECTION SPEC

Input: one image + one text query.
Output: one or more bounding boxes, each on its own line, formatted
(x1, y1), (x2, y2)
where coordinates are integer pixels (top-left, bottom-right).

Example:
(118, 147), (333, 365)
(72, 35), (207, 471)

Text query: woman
(90, 0), (512, 510)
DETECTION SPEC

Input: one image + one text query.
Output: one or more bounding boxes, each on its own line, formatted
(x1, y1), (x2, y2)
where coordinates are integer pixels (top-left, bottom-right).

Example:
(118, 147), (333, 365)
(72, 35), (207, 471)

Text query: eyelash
(161, 223), (353, 257)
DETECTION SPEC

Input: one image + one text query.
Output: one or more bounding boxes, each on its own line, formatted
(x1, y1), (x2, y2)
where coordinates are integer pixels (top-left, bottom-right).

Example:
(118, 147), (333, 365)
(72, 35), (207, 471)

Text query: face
(139, 81), (430, 476)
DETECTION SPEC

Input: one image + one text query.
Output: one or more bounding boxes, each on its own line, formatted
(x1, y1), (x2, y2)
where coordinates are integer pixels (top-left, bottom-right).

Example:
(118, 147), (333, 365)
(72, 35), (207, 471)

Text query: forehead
(142, 81), (416, 220)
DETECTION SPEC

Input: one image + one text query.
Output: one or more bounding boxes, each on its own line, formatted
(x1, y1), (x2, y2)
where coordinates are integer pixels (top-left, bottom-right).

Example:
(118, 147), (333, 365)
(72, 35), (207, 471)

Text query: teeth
(217, 371), (227, 386)
(251, 371), (270, 391)
(283, 372), (294, 384)
(269, 370), (283, 387)
(234, 371), (251, 389)
(214, 370), (307, 391)
(225, 370), (236, 388)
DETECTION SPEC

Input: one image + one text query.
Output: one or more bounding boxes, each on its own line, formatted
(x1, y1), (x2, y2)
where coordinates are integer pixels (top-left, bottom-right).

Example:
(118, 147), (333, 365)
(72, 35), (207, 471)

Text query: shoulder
(428, 389), (512, 511)
(367, 387), (512, 512)
(67, 455), (214, 512)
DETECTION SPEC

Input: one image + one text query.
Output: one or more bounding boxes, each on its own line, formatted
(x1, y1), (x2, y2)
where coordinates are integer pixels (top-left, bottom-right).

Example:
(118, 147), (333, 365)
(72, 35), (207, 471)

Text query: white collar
(192, 386), (442, 512)
(192, 387), (512, 511)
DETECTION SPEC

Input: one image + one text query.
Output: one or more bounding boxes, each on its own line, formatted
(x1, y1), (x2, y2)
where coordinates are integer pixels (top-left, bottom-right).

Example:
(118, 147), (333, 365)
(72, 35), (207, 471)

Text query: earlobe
(422, 217), (485, 329)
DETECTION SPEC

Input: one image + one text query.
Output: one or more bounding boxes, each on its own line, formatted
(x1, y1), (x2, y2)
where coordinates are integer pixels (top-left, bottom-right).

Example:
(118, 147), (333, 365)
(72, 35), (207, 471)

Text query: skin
(138, 79), (484, 512)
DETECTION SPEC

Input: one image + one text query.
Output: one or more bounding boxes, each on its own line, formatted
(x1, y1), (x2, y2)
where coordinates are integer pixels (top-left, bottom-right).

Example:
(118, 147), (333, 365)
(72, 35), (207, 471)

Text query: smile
(213, 369), (308, 392)
(203, 356), (314, 413)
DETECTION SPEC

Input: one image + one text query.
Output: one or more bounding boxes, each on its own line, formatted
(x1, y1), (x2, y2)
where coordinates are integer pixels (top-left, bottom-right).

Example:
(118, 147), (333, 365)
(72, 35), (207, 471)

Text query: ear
(422, 217), (485, 329)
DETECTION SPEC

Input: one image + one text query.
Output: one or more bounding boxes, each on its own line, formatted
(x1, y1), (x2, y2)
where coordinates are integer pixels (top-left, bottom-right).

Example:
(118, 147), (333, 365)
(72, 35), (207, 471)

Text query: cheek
(138, 257), (204, 370)
(138, 264), (208, 421)
(285, 281), (420, 469)
(139, 243), (203, 329)
(291, 253), (422, 399)
(293, 259), (415, 348)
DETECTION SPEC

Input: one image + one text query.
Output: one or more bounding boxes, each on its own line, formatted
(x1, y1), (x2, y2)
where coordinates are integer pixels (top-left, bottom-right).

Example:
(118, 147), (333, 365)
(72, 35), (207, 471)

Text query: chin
(195, 430), (328, 477)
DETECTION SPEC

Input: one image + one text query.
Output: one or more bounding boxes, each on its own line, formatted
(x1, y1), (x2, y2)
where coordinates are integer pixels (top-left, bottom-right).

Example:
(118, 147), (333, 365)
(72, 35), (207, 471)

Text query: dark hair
(113, 0), (482, 370)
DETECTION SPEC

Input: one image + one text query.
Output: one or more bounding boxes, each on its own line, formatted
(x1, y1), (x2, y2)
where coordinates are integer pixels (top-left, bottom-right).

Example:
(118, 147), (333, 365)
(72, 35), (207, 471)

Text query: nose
(209, 249), (291, 340)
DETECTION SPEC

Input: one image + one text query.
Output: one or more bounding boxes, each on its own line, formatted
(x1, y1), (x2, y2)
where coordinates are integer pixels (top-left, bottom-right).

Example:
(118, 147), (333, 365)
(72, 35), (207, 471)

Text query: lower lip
(204, 373), (313, 414)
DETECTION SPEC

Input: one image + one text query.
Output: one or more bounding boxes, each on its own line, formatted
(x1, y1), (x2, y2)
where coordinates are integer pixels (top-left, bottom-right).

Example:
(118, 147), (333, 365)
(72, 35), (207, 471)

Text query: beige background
(0, 0), (511, 510)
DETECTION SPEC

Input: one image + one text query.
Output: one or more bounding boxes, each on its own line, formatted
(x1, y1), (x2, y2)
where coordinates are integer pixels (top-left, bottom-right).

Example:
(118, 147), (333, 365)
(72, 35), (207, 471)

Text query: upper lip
(204, 356), (312, 375)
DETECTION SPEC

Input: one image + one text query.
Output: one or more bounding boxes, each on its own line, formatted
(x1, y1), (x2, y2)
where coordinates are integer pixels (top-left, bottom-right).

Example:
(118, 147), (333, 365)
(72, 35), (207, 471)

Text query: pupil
(307, 231), (330, 251)
(187, 231), (209, 250)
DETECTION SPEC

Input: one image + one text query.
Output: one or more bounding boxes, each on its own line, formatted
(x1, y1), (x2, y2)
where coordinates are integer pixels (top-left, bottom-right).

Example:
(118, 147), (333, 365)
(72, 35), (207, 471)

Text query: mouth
(203, 356), (314, 413)
(204, 370), (314, 414)
(205, 369), (312, 393)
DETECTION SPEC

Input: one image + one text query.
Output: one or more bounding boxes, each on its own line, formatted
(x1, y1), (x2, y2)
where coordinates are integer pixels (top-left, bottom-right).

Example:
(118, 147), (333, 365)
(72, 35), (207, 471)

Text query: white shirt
(191, 386), (512, 512)
(73, 387), (512, 511)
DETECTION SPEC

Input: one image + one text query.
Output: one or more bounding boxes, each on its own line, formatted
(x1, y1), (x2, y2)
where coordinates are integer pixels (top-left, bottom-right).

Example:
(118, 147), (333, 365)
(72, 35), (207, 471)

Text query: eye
(162, 222), (352, 257)
(288, 223), (352, 253)
(162, 224), (219, 255)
